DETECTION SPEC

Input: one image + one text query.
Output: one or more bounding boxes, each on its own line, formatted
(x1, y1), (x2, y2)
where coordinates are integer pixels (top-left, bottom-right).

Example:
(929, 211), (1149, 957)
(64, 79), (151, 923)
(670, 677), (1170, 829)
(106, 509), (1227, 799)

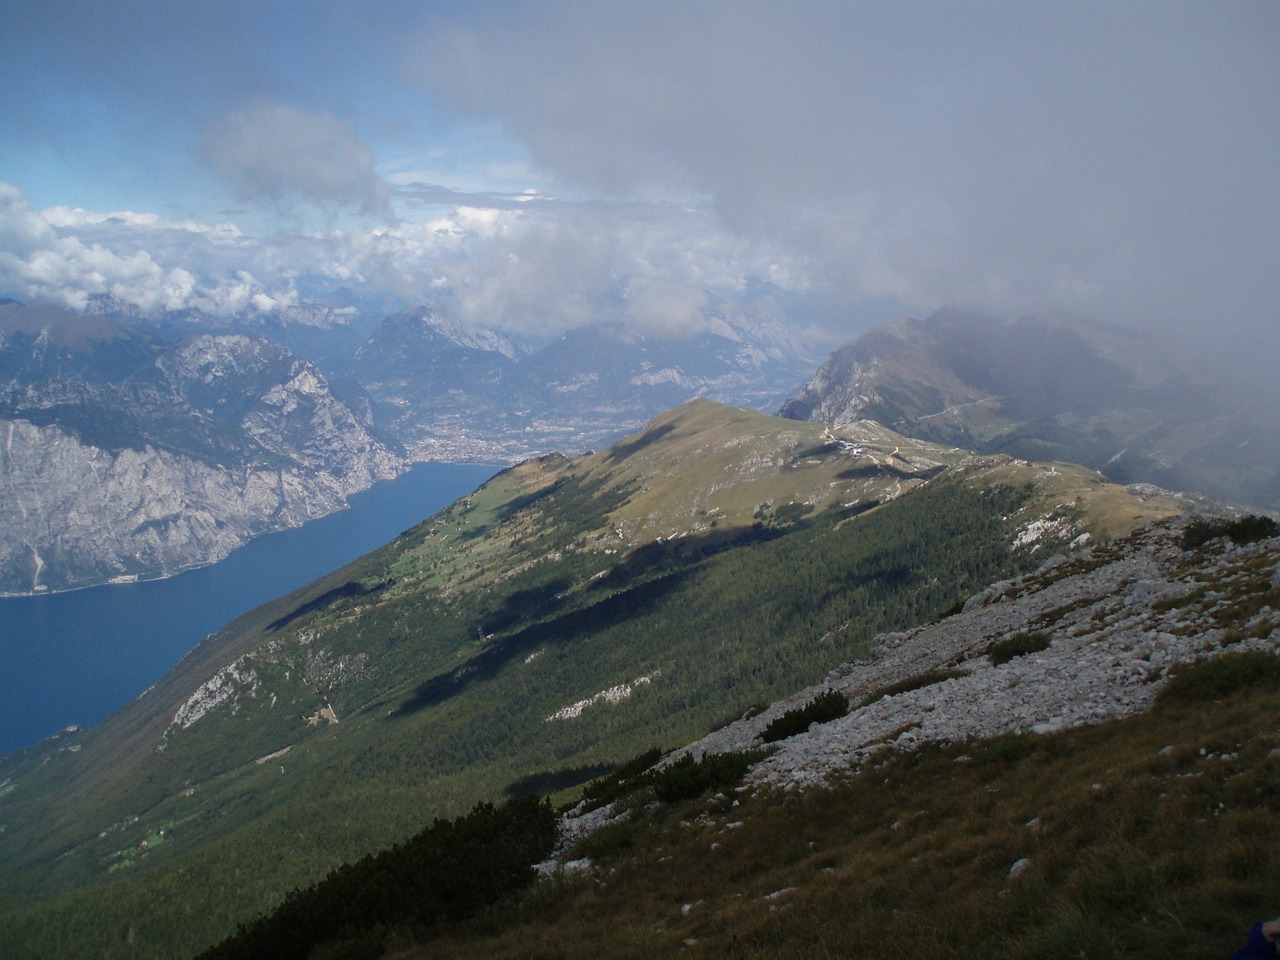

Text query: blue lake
(0, 462), (498, 756)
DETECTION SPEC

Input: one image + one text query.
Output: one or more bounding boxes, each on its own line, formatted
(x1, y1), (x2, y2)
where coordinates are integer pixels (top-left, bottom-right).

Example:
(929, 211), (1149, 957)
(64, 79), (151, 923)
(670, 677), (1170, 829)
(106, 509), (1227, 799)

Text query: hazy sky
(0, 0), (1275, 345)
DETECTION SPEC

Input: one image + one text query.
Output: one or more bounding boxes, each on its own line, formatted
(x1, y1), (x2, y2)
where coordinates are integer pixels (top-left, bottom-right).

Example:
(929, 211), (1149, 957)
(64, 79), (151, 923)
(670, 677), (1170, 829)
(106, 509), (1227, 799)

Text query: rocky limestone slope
(558, 515), (1279, 843)
(701, 516), (1278, 781)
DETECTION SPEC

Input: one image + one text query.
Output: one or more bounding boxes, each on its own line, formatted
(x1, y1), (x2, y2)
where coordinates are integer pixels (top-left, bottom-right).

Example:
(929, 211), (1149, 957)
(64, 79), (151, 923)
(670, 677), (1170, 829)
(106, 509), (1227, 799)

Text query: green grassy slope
(0, 400), (1181, 959)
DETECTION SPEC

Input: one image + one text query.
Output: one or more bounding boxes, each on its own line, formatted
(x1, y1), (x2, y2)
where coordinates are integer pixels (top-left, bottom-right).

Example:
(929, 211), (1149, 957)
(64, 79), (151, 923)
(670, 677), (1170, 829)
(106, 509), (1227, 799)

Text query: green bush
(1182, 515), (1280, 550)
(196, 796), (557, 960)
(761, 689), (850, 743)
(648, 751), (756, 804)
(861, 668), (967, 706)
(577, 747), (664, 811)
(989, 631), (1052, 665)
(1157, 652), (1280, 706)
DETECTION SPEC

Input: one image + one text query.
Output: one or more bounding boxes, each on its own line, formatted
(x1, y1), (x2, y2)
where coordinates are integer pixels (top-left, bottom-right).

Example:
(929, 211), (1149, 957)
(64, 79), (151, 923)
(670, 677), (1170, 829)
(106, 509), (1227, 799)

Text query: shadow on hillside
(493, 476), (568, 523)
(394, 572), (690, 716)
(605, 422), (677, 463)
(503, 762), (616, 799)
(591, 524), (783, 592)
(836, 463), (947, 482)
(267, 580), (388, 632)
(394, 503), (865, 717)
(481, 578), (574, 635)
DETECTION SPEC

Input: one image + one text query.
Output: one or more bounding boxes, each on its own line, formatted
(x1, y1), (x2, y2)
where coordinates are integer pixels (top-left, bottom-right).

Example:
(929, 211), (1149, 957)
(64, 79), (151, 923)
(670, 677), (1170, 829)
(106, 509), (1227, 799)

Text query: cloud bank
(413, 1), (1280, 337)
(0, 182), (814, 337)
(2, 1), (1275, 354)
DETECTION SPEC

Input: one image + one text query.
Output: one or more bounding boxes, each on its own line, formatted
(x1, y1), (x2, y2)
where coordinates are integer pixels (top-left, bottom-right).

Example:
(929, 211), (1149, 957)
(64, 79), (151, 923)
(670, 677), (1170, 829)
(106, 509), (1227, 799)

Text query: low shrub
(196, 796), (557, 960)
(1157, 651), (1280, 706)
(761, 689), (851, 743)
(648, 751), (757, 804)
(988, 630), (1052, 665)
(578, 747), (663, 811)
(861, 667), (967, 706)
(1182, 515), (1280, 550)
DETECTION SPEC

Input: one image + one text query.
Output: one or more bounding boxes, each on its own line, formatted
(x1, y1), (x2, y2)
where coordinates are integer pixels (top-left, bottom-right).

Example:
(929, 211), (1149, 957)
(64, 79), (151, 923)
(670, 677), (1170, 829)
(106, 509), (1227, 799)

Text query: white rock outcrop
(678, 519), (1278, 792)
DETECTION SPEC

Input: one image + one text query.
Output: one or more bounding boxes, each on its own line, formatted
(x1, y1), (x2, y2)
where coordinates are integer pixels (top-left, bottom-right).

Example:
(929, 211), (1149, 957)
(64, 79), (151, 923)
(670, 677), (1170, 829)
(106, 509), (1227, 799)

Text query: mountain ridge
(780, 307), (1280, 513)
(0, 398), (1191, 958)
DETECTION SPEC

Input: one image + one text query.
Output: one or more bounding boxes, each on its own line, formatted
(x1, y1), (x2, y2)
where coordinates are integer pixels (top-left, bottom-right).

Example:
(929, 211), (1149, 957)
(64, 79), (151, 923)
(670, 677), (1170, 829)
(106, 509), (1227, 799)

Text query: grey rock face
(676, 517), (1280, 791)
(0, 332), (405, 594)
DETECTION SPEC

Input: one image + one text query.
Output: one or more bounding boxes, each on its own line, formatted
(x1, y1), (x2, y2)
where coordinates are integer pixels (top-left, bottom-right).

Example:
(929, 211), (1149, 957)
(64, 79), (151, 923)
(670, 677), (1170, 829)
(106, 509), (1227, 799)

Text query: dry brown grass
(392, 664), (1280, 960)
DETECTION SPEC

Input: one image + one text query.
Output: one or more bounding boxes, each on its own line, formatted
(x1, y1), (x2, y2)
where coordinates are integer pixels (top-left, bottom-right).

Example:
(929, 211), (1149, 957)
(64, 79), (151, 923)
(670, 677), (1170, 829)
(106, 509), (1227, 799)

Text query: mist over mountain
(781, 307), (1280, 513)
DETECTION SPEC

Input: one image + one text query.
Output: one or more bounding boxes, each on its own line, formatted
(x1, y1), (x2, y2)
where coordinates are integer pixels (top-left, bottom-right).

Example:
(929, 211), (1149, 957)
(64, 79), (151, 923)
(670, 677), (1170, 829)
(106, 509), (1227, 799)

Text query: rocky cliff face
(0, 311), (405, 594)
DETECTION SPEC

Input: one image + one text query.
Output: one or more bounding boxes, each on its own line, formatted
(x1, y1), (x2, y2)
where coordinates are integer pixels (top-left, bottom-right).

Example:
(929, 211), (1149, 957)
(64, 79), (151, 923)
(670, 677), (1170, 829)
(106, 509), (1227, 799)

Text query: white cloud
(1, 180), (817, 336)
(623, 277), (709, 338)
(0, 183), (295, 316)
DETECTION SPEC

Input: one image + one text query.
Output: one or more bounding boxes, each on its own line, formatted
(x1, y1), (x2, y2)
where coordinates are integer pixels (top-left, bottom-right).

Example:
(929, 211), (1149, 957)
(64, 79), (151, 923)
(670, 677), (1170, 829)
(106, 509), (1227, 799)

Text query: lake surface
(0, 462), (498, 756)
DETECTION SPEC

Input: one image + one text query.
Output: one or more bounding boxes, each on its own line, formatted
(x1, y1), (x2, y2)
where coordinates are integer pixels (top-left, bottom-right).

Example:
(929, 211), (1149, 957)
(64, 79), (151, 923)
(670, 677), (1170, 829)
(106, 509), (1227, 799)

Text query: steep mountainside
(0, 303), (405, 593)
(780, 307), (1280, 512)
(194, 513), (1280, 960)
(353, 309), (815, 460)
(0, 399), (1185, 958)
(404, 518), (1280, 960)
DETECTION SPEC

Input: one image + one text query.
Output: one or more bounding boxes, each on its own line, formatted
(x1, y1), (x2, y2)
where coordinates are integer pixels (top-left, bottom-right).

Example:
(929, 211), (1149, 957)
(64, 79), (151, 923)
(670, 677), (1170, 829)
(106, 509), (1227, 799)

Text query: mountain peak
(781, 309), (1280, 512)
(402, 305), (523, 358)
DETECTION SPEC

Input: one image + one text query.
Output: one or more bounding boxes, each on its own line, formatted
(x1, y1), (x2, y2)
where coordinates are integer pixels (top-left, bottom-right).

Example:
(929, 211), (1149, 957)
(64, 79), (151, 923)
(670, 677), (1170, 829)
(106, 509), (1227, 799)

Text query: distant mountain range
(781, 306), (1280, 513)
(4, 295), (1274, 597)
(0, 297), (819, 591)
(351, 306), (817, 460)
